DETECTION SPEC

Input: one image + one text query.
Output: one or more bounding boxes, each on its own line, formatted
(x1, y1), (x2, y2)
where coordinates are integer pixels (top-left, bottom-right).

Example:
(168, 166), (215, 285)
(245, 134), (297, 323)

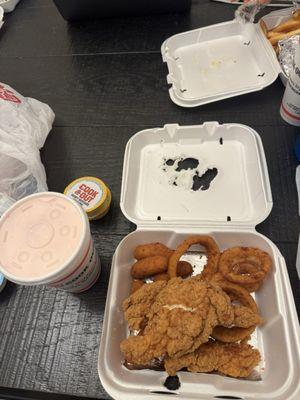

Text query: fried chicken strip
(232, 305), (263, 328)
(164, 341), (261, 377)
(123, 280), (167, 331)
(121, 278), (235, 365)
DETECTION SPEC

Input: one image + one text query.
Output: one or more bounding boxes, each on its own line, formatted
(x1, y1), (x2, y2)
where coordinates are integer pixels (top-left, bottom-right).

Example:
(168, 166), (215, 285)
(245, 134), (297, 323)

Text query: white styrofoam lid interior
(121, 123), (272, 227)
(0, 7), (3, 28)
(161, 19), (280, 107)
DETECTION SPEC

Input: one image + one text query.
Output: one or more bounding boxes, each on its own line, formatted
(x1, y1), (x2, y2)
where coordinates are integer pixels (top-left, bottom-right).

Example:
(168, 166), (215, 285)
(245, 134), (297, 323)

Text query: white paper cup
(0, 192), (101, 292)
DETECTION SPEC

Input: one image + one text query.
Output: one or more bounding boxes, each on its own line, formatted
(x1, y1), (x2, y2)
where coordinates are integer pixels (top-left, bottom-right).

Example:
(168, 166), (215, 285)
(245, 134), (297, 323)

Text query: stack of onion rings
(168, 235), (220, 279)
(211, 281), (261, 343)
(218, 247), (271, 292)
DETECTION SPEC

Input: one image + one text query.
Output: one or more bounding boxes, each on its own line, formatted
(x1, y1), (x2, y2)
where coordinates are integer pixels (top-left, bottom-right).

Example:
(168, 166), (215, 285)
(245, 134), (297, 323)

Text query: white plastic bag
(0, 82), (55, 215)
(235, 0), (271, 23)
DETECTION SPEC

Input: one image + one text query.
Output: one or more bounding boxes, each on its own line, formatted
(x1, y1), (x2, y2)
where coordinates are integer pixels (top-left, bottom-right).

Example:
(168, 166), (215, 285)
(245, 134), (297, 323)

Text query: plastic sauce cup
(0, 192), (101, 293)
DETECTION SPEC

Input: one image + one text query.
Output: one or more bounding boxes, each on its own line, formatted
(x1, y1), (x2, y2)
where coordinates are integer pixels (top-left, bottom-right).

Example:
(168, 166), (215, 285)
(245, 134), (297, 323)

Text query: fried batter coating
(168, 236), (220, 279)
(130, 280), (145, 294)
(164, 341), (261, 377)
(131, 256), (168, 279)
(121, 278), (234, 365)
(124, 281), (167, 330)
(134, 243), (173, 260)
(177, 261), (193, 278)
(232, 305), (263, 328)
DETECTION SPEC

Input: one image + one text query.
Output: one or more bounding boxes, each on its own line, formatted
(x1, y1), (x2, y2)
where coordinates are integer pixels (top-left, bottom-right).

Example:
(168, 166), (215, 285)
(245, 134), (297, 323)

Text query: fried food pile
(260, 11), (300, 55)
(120, 236), (272, 378)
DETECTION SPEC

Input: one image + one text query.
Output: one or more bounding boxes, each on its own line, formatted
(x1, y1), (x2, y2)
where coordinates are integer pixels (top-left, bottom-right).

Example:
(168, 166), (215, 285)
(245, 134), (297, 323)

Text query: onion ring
(241, 281), (262, 293)
(168, 236), (220, 279)
(211, 281), (260, 343)
(210, 270), (262, 293)
(219, 247), (271, 285)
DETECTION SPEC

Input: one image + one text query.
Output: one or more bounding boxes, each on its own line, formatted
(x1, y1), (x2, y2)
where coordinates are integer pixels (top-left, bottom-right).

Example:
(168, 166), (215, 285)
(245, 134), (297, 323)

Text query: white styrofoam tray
(0, 7), (3, 29)
(161, 8), (292, 107)
(0, 0), (21, 13)
(98, 123), (300, 400)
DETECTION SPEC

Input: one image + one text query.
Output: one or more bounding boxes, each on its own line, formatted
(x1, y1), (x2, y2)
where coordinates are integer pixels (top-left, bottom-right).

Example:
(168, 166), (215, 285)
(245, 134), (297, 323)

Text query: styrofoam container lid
(161, 9), (289, 107)
(0, 0), (21, 13)
(121, 122), (272, 228)
(0, 192), (89, 284)
(0, 7), (3, 28)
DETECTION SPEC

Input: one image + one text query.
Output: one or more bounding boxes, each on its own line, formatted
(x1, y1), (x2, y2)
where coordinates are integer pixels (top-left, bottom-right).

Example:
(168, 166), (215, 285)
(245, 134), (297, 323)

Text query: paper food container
(161, 8), (293, 107)
(98, 122), (300, 400)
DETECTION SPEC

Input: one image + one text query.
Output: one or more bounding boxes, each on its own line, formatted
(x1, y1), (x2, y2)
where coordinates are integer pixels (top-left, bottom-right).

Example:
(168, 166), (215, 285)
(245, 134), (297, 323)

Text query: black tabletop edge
(0, 387), (97, 400)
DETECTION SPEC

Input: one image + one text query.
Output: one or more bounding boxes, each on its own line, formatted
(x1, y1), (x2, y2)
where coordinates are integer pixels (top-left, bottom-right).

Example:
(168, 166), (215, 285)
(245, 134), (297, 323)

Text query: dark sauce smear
(175, 157), (199, 172)
(163, 156), (217, 191)
(124, 360), (164, 371)
(165, 159), (175, 166)
(124, 362), (181, 391)
(192, 167), (218, 191)
(164, 375), (181, 391)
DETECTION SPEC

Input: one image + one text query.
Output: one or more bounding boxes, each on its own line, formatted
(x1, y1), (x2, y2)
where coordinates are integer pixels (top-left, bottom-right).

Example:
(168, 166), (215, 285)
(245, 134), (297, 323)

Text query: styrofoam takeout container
(161, 8), (293, 107)
(0, 192), (101, 293)
(0, 7), (3, 29)
(0, 0), (21, 13)
(98, 122), (300, 400)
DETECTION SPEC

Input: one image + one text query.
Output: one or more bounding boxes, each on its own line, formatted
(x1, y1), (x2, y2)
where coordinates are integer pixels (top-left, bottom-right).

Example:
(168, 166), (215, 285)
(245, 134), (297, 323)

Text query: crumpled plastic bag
(235, 0), (271, 24)
(0, 83), (55, 215)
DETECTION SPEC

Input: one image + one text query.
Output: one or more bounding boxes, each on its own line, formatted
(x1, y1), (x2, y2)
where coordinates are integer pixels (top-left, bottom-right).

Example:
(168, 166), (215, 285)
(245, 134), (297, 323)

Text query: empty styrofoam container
(0, 0), (21, 13)
(161, 8), (293, 107)
(98, 122), (300, 399)
(0, 7), (3, 28)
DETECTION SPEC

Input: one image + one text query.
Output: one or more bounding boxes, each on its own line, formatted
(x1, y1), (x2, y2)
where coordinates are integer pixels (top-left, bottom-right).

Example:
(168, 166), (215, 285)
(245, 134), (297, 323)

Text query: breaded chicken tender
(121, 278), (234, 365)
(123, 280), (167, 331)
(164, 340), (261, 377)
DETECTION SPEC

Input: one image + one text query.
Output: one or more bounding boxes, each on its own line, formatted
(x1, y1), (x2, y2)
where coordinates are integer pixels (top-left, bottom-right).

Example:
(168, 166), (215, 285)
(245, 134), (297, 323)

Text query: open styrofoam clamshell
(0, 7), (3, 29)
(98, 122), (300, 400)
(161, 8), (293, 107)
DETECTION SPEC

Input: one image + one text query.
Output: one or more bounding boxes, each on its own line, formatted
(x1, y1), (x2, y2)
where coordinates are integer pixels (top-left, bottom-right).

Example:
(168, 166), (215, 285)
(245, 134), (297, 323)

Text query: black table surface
(0, 0), (299, 399)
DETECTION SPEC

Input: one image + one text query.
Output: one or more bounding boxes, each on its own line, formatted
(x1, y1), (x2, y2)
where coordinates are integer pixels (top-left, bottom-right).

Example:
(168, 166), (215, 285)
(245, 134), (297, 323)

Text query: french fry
(273, 45), (279, 56)
(271, 18), (300, 33)
(260, 20), (268, 37)
(267, 31), (280, 38)
(293, 10), (300, 19)
(269, 28), (300, 46)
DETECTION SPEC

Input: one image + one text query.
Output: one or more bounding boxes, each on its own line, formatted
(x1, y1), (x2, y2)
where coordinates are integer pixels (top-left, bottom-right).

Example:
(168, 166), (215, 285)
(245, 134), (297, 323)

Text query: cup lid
(64, 176), (110, 220)
(0, 192), (88, 283)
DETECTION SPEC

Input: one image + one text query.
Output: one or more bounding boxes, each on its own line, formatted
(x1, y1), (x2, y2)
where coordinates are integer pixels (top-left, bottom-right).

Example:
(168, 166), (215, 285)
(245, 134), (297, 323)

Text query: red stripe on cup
(281, 103), (300, 121)
(51, 239), (92, 285)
